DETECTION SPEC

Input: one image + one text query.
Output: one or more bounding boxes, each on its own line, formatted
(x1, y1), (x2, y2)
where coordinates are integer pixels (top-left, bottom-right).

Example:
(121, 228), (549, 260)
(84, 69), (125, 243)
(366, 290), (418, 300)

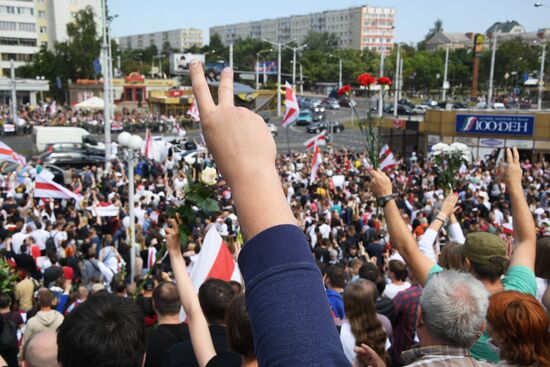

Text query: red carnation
(377, 76), (393, 86)
(337, 85), (351, 97)
(357, 73), (376, 87)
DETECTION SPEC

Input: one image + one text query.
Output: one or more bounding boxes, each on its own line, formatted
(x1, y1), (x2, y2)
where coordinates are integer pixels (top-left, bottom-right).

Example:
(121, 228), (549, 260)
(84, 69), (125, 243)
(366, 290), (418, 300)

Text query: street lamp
(35, 76), (45, 103)
(117, 131), (143, 282)
(533, 40), (547, 111)
(487, 27), (500, 109)
(256, 48), (272, 90)
(393, 44), (402, 118)
(284, 43), (307, 90)
(378, 26), (395, 118)
(329, 54), (343, 88)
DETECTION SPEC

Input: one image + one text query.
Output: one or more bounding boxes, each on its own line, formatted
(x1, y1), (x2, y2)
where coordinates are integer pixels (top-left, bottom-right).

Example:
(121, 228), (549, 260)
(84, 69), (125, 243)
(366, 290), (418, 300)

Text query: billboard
(455, 114), (534, 136)
(255, 61), (278, 75)
(170, 53), (206, 75)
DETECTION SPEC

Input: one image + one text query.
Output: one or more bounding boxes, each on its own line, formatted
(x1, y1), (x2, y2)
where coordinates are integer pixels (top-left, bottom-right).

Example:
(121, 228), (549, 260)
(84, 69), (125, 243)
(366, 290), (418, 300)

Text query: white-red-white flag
(379, 144), (397, 171)
(309, 142), (322, 184)
(304, 130), (327, 150)
(187, 100), (200, 122)
(281, 82), (299, 128)
(34, 170), (82, 201)
(88, 202), (119, 217)
(190, 226), (241, 291)
(0, 141), (26, 166)
(144, 128), (153, 160)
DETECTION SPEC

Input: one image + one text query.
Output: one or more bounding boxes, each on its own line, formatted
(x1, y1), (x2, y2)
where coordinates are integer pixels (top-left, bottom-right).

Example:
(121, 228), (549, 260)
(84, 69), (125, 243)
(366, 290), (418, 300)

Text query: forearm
(509, 185), (536, 246)
(418, 228), (438, 263)
(168, 250), (215, 367)
(384, 201), (434, 285)
(231, 169), (296, 240)
(448, 221), (465, 244)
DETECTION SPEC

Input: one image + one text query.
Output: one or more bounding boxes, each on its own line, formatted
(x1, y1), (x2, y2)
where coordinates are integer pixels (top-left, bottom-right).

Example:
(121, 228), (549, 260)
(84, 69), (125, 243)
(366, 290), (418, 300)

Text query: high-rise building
(115, 28), (204, 53)
(210, 5), (395, 52)
(0, 0), (102, 77)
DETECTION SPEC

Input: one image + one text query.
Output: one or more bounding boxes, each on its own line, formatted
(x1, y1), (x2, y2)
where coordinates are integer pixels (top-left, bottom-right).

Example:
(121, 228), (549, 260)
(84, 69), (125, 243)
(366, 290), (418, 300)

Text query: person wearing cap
(370, 148), (537, 363)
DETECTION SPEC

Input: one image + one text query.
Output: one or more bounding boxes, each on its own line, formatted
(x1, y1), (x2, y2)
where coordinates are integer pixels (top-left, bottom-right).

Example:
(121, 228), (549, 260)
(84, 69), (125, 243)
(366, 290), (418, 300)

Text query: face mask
(487, 338), (500, 354)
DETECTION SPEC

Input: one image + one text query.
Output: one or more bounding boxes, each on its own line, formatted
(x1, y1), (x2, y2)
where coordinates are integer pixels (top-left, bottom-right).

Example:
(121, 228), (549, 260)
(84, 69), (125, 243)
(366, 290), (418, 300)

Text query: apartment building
(116, 28), (204, 52)
(0, 0), (102, 76)
(210, 5), (395, 52)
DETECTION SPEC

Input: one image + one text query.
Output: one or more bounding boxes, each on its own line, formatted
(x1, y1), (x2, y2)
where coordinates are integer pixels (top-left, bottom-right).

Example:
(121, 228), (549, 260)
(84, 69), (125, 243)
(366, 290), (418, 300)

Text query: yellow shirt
(15, 278), (34, 312)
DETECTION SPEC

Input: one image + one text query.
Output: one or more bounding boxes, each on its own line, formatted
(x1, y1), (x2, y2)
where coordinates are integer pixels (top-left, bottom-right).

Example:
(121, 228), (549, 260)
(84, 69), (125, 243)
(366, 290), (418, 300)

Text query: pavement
(1, 107), (423, 155)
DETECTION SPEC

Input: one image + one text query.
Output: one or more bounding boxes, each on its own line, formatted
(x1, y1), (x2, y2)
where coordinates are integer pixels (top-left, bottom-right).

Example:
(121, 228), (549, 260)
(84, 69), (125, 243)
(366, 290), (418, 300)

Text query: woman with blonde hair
(487, 290), (550, 366)
(340, 279), (390, 365)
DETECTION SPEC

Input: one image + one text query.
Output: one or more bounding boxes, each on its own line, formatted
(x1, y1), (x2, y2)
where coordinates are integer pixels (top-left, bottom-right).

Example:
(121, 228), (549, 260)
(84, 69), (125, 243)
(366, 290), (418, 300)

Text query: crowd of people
(0, 103), (196, 136)
(0, 61), (548, 367)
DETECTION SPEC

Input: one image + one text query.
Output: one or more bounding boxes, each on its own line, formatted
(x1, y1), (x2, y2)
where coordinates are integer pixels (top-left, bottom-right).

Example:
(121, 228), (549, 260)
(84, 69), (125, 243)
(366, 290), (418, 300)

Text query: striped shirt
(402, 346), (494, 367)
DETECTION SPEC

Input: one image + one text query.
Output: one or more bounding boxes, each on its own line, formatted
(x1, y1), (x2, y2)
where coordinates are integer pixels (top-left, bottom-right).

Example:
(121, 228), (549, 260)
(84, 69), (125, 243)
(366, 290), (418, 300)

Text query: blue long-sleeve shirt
(238, 225), (350, 366)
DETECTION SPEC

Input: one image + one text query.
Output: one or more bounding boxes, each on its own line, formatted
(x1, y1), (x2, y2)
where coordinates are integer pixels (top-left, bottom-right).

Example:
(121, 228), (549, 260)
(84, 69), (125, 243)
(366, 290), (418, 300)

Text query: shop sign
(479, 138), (505, 148)
(455, 114), (534, 136)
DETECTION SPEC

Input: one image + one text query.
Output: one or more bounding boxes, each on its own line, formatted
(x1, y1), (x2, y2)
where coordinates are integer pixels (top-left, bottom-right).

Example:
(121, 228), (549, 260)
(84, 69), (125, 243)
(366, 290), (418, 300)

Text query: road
(1, 107), (423, 155)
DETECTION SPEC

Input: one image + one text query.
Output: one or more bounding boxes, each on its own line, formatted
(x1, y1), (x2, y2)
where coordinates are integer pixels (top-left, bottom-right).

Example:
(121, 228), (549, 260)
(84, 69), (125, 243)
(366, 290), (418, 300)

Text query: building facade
(116, 28), (204, 52)
(0, 0), (102, 77)
(210, 5), (395, 52)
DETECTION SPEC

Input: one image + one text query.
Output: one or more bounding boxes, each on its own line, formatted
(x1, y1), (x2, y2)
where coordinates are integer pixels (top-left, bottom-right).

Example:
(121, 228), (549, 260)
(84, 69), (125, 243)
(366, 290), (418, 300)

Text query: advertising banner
(455, 114), (534, 136)
(255, 61), (278, 75)
(170, 53), (206, 75)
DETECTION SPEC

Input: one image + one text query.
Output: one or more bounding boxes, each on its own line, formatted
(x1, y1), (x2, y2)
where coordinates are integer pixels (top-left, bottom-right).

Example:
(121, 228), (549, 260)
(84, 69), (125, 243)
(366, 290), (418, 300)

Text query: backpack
(45, 232), (59, 253)
(0, 319), (18, 351)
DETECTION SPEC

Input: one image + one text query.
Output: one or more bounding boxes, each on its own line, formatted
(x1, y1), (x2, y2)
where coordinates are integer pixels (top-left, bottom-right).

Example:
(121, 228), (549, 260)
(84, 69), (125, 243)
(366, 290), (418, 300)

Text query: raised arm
(189, 61), (349, 366)
(165, 218), (215, 367)
(370, 170), (458, 285)
(506, 148), (536, 269)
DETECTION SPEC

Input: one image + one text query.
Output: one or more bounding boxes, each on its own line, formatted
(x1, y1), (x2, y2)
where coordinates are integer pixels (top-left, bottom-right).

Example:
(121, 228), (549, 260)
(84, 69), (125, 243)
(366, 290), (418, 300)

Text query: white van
(32, 127), (106, 153)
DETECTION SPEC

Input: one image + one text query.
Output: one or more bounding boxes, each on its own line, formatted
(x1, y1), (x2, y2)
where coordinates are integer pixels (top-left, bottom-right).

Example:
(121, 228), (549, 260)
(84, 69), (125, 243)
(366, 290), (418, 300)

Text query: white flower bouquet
(430, 142), (471, 193)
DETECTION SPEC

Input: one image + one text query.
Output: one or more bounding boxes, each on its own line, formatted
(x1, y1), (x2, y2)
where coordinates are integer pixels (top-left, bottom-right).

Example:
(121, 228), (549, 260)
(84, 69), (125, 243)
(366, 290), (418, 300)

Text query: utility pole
(378, 47), (385, 118)
(487, 32), (498, 109)
(10, 60), (17, 123)
(442, 44), (450, 102)
(538, 43), (546, 111)
(277, 42), (281, 117)
(101, 0), (111, 166)
(299, 63), (303, 94)
(398, 57), (403, 101)
(229, 43), (233, 69)
(393, 44), (401, 118)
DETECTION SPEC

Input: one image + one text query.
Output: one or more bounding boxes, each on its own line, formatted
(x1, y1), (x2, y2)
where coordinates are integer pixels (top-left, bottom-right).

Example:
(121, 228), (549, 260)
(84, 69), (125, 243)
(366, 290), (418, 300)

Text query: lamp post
(117, 131), (143, 282)
(393, 44), (401, 118)
(487, 29), (499, 109)
(286, 44), (308, 90)
(442, 43), (450, 102)
(256, 49), (272, 90)
(10, 60), (16, 123)
(329, 54), (343, 88)
(36, 76), (45, 103)
(101, 0), (112, 167)
(378, 26), (395, 118)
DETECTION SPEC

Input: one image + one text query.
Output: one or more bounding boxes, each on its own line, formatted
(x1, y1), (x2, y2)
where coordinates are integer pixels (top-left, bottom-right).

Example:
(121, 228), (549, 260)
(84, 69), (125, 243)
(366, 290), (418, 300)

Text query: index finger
(506, 148), (513, 164)
(512, 147), (520, 164)
(189, 60), (215, 113)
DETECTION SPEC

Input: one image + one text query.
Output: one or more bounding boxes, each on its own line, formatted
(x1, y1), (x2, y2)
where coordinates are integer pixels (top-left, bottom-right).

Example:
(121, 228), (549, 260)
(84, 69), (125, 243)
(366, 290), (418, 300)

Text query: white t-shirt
(340, 320), (391, 364)
(384, 282), (411, 300)
(31, 229), (50, 250)
(319, 224), (331, 239)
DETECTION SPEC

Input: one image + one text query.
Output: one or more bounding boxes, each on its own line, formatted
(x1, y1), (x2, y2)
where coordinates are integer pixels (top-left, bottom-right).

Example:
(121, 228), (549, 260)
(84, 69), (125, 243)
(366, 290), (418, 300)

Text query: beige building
(116, 28), (204, 52)
(210, 5), (395, 52)
(0, 0), (102, 77)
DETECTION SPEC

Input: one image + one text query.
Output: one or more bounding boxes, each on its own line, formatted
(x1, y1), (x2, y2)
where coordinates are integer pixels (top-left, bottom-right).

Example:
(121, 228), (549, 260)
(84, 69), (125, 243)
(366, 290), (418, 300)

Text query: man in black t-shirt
(144, 282), (190, 367)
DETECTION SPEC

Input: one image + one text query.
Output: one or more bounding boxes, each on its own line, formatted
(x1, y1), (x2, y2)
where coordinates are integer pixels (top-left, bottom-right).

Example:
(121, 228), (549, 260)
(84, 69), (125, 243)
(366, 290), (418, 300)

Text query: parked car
(388, 104), (414, 115)
(41, 151), (106, 168)
(398, 99), (415, 109)
(321, 98), (341, 110)
(412, 106), (428, 115)
(452, 102), (468, 109)
(32, 127), (105, 153)
(296, 110), (314, 126)
(306, 121), (344, 134)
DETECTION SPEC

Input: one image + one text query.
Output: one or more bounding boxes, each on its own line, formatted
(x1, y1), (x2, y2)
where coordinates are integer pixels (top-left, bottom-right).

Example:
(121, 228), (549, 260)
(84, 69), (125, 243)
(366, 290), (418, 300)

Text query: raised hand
(440, 193), (459, 218)
(189, 60), (276, 190)
(504, 147), (523, 190)
(370, 169), (393, 198)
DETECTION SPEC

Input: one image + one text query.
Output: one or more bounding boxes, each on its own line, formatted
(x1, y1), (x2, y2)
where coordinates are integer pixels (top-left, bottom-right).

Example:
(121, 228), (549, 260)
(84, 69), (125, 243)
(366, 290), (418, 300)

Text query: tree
(417, 19), (444, 50)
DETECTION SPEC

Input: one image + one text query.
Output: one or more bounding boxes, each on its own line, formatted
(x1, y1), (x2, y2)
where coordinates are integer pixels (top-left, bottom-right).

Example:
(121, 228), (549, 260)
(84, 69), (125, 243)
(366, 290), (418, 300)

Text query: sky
(110, 0), (549, 44)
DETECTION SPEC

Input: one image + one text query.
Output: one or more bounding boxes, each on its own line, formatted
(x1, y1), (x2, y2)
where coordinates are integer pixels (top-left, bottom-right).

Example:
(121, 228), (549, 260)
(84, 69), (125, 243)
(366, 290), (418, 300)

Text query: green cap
(458, 232), (507, 265)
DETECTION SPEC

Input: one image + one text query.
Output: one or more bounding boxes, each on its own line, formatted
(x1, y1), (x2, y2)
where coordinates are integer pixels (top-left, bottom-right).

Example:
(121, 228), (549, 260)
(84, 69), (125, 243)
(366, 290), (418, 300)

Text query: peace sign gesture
(189, 60), (277, 190)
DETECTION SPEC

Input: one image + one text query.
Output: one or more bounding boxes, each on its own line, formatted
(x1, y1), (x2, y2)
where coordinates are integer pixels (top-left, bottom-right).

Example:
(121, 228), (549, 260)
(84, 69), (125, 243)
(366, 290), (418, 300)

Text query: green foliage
(0, 259), (19, 294)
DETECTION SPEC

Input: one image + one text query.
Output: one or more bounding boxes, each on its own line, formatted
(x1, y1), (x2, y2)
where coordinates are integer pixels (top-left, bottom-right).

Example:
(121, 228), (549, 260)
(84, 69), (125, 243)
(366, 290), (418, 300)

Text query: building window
(40, 26), (47, 33)
(0, 21), (16, 31)
(18, 23), (36, 32)
(0, 37), (37, 47)
(17, 7), (34, 15)
(38, 11), (46, 18)
(0, 6), (15, 14)
(1, 53), (33, 62)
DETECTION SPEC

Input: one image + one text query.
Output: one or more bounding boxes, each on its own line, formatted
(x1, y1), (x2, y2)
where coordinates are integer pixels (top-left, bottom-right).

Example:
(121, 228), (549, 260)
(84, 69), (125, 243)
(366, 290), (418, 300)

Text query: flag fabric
(304, 130), (327, 150)
(34, 170), (82, 201)
(92, 58), (102, 75)
(49, 101), (57, 115)
(0, 141), (26, 165)
(190, 226), (241, 291)
(309, 142), (322, 184)
(393, 118), (405, 129)
(144, 128), (153, 160)
(88, 202), (119, 217)
(187, 100), (200, 122)
(379, 144), (397, 171)
(281, 82), (300, 128)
